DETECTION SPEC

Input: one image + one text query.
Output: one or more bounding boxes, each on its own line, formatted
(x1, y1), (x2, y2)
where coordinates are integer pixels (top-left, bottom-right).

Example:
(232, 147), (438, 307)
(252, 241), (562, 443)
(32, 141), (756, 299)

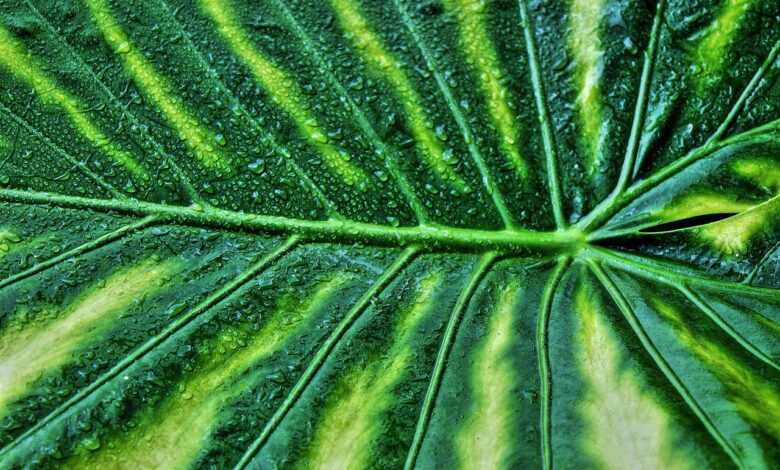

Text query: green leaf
(0, 0), (778, 468)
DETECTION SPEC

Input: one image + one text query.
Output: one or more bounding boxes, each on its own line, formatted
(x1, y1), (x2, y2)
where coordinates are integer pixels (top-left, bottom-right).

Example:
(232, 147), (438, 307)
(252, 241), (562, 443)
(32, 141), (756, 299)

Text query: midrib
(0, 188), (584, 254)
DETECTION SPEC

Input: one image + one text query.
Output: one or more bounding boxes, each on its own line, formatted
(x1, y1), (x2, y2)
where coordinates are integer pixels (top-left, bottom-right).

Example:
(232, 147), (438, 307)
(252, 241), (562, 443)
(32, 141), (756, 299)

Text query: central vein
(0, 188), (585, 254)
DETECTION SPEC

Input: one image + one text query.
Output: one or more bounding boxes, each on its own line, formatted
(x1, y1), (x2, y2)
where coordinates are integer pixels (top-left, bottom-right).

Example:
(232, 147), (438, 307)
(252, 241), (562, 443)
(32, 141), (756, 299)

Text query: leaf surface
(0, 0), (778, 468)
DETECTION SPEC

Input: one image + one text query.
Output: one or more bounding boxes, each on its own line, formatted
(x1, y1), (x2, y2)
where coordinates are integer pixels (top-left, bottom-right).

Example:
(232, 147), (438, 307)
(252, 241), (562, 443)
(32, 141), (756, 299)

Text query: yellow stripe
(697, 198), (780, 255)
(576, 283), (691, 470)
(732, 156), (780, 194)
(200, 0), (368, 188)
(84, 0), (230, 171)
(300, 273), (441, 469)
(330, 0), (468, 190)
(444, 0), (527, 178)
(456, 282), (518, 470)
(63, 274), (349, 469)
(653, 298), (780, 436)
(0, 27), (147, 179)
(0, 258), (180, 415)
(569, 0), (605, 170)
(657, 191), (754, 224)
(695, 0), (754, 86)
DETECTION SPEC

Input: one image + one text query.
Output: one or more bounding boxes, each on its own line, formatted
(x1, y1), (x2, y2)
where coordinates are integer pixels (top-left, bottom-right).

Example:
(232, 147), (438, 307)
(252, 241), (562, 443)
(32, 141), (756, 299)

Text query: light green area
(0, 258), (180, 416)
(64, 274), (350, 469)
(569, 0), (605, 171)
(298, 273), (441, 469)
(698, 198), (780, 254)
(732, 157), (780, 194)
(85, 0), (230, 171)
(330, 0), (468, 190)
(653, 298), (780, 437)
(657, 191), (754, 223)
(443, 0), (526, 178)
(575, 283), (691, 470)
(200, 0), (369, 187)
(694, 0), (754, 86)
(0, 229), (21, 257)
(0, 27), (147, 179)
(455, 281), (518, 470)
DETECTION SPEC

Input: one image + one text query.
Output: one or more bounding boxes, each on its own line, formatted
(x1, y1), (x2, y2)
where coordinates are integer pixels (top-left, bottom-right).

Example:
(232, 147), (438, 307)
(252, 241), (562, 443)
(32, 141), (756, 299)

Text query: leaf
(0, 0), (778, 468)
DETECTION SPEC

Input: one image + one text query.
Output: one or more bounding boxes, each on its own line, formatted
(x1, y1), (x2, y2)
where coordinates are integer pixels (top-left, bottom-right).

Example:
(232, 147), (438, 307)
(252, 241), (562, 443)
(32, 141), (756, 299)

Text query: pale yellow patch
(330, 0), (467, 190)
(732, 157), (780, 194)
(84, 0), (229, 171)
(0, 258), (179, 414)
(0, 27), (147, 179)
(576, 284), (689, 470)
(653, 299), (780, 436)
(658, 192), (754, 223)
(698, 199), (779, 254)
(64, 274), (350, 469)
(695, 0), (754, 84)
(300, 273), (441, 470)
(455, 282), (518, 470)
(569, 0), (604, 170)
(200, 0), (368, 187)
(444, 0), (526, 178)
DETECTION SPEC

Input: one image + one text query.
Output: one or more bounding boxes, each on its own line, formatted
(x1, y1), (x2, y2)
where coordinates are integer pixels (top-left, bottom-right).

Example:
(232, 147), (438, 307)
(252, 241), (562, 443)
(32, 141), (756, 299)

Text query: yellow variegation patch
(695, 0), (754, 85)
(85, 0), (230, 172)
(697, 198), (780, 254)
(656, 191), (754, 224)
(201, 0), (369, 187)
(64, 274), (349, 468)
(444, 0), (526, 178)
(576, 283), (689, 470)
(0, 27), (147, 179)
(732, 156), (780, 194)
(569, 0), (605, 170)
(330, 0), (468, 190)
(299, 273), (440, 469)
(0, 258), (179, 415)
(653, 298), (780, 437)
(455, 282), (518, 470)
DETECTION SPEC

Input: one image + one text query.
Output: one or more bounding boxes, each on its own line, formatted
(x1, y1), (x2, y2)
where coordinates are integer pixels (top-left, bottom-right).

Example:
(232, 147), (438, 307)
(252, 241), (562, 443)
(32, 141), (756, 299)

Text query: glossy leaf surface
(0, 0), (778, 468)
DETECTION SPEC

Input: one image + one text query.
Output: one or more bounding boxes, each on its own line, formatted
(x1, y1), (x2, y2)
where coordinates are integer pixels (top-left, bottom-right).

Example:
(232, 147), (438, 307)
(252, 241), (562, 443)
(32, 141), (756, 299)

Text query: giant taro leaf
(0, 0), (778, 468)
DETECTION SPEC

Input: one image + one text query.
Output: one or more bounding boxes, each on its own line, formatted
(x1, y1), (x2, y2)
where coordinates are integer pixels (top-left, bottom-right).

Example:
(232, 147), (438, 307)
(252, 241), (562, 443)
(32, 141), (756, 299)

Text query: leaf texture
(0, 0), (778, 468)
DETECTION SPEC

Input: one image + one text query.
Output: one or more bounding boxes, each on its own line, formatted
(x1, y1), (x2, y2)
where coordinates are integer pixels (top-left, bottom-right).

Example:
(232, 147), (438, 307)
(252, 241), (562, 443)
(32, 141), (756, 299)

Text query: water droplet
(248, 159), (266, 174)
(116, 42), (131, 54)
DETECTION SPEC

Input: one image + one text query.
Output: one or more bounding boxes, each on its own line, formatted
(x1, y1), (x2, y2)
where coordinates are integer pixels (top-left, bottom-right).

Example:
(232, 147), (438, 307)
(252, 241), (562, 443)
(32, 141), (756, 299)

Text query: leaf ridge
(537, 257), (570, 470)
(0, 235), (300, 460)
(263, 0), (429, 224)
(390, 0), (519, 229)
(0, 101), (125, 199)
(156, 0), (344, 218)
(403, 251), (498, 470)
(613, 0), (666, 195)
(517, 0), (565, 229)
(707, 38), (780, 145)
(233, 245), (420, 469)
(678, 284), (780, 371)
(745, 239), (780, 285)
(580, 117), (780, 232)
(590, 246), (780, 297)
(22, 0), (205, 205)
(0, 214), (159, 291)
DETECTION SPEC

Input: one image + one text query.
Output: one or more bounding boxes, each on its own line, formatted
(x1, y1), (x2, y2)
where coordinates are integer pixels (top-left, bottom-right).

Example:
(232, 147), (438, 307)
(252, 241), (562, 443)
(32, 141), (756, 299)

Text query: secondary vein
(518, 0), (566, 229)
